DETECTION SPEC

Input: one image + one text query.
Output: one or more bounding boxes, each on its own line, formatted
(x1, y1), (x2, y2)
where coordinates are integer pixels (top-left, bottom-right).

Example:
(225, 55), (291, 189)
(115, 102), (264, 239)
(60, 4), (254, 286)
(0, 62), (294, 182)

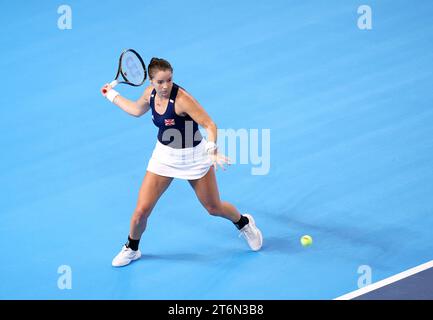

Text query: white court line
(335, 260), (433, 300)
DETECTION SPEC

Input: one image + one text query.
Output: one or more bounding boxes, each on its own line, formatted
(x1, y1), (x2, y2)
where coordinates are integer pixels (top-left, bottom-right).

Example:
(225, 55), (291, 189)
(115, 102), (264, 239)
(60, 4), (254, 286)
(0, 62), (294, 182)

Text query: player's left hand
(209, 152), (232, 171)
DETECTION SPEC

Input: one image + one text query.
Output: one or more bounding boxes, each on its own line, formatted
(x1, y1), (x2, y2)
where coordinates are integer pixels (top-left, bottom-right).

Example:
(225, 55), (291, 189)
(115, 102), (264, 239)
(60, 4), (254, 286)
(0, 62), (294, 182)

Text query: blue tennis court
(1, 0), (433, 300)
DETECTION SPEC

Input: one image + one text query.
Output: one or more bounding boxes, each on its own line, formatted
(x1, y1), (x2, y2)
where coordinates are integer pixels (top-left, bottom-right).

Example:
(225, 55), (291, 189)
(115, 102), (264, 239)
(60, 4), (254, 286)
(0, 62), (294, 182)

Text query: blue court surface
(1, 0), (433, 300)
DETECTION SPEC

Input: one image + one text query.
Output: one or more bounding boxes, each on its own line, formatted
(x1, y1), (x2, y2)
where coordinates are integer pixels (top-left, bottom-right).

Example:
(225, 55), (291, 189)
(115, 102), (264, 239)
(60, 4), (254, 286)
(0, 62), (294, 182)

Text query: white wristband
(205, 141), (217, 155)
(106, 89), (120, 103)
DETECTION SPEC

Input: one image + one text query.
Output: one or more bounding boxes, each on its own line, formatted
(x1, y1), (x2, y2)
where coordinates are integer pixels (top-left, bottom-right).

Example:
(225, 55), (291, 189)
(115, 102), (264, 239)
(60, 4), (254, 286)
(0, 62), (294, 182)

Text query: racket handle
(109, 80), (119, 88)
(102, 80), (119, 94)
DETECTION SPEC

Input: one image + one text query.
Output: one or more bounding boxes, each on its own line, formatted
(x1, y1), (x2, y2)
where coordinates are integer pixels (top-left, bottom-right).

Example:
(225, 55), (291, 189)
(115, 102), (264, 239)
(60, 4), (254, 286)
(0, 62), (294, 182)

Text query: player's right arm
(101, 84), (153, 117)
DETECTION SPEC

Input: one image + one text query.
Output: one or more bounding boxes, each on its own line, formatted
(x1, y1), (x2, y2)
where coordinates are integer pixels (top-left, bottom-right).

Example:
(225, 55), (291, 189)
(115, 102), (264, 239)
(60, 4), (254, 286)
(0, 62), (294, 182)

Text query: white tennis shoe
(112, 245), (141, 267)
(239, 214), (263, 251)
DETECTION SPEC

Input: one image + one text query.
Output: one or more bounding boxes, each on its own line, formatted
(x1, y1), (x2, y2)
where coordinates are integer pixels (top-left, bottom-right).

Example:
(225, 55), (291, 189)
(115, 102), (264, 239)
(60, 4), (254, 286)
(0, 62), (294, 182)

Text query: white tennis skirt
(146, 138), (213, 180)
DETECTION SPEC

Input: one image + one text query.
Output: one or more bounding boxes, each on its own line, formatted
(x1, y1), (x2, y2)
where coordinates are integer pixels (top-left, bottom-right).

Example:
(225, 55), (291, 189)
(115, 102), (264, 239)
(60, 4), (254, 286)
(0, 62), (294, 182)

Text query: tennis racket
(102, 49), (147, 94)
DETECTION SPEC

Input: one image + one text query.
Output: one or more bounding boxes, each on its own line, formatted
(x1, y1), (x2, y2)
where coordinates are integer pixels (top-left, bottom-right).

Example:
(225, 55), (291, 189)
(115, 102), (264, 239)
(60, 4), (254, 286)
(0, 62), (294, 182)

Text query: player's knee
(206, 203), (222, 216)
(133, 205), (152, 221)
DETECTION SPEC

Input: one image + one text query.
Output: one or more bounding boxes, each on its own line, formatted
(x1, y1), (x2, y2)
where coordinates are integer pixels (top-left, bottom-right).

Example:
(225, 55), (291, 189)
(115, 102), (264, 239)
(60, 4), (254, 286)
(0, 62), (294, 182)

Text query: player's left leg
(188, 166), (240, 222)
(188, 166), (263, 251)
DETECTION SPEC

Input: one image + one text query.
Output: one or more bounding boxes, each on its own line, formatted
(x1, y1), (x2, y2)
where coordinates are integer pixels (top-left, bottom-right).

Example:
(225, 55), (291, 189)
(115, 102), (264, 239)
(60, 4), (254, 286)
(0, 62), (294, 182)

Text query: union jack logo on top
(164, 119), (175, 126)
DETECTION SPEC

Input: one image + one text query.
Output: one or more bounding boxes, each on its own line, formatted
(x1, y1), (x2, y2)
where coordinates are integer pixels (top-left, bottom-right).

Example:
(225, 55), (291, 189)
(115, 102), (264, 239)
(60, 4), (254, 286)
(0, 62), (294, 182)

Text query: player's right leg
(112, 171), (173, 267)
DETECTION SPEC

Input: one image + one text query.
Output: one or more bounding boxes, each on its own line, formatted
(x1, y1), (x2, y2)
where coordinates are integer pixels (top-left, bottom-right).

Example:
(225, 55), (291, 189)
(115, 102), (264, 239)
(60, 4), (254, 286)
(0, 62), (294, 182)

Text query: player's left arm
(176, 90), (217, 144)
(177, 89), (231, 170)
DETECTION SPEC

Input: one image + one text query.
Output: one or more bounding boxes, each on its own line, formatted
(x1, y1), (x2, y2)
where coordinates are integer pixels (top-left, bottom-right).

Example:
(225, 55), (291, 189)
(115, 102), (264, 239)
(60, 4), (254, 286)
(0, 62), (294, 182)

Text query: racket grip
(109, 80), (119, 88)
(102, 80), (119, 94)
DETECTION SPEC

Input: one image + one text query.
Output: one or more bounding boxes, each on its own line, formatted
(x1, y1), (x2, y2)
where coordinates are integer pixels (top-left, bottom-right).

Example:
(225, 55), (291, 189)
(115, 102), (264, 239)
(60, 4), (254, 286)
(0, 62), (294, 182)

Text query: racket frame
(112, 48), (147, 88)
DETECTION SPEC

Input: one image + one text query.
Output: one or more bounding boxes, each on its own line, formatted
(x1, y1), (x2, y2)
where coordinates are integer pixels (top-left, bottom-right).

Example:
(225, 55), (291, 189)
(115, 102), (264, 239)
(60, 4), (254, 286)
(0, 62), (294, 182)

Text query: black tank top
(149, 83), (203, 149)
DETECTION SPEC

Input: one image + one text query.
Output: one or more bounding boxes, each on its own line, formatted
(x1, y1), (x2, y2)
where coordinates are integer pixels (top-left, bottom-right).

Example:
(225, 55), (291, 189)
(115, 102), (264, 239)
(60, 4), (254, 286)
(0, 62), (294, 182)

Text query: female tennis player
(101, 58), (263, 267)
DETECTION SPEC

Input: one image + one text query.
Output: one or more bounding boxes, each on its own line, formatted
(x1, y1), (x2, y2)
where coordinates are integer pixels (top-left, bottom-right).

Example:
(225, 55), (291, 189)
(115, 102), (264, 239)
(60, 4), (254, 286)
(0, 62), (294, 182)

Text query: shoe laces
(121, 246), (134, 255)
(239, 224), (255, 240)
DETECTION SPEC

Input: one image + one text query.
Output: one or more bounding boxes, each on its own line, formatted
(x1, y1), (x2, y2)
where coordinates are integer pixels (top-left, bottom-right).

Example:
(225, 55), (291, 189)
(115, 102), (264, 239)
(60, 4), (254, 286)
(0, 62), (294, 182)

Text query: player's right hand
(101, 83), (112, 96)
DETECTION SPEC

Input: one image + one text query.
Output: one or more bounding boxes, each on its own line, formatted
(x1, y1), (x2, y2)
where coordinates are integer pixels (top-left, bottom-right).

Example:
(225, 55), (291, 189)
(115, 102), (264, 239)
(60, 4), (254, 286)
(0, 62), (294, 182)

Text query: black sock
(126, 236), (140, 251)
(234, 215), (249, 230)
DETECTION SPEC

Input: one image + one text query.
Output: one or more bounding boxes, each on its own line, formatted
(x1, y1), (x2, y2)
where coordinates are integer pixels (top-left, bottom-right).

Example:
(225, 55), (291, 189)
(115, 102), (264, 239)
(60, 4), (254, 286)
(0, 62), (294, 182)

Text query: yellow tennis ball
(300, 235), (313, 247)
